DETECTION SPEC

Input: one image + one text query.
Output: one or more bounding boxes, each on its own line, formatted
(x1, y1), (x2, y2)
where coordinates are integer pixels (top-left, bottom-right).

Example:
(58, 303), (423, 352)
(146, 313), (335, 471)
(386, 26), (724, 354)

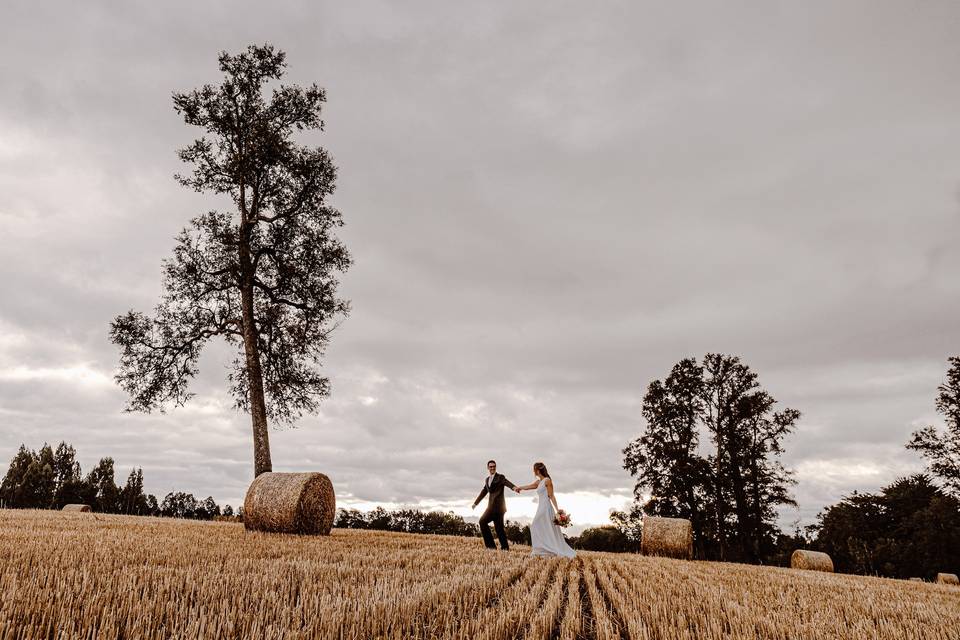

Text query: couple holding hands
(472, 459), (576, 558)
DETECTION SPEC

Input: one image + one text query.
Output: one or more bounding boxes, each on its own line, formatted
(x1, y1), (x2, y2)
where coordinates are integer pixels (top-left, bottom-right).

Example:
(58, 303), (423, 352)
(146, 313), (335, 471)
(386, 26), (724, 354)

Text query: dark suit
(474, 472), (516, 550)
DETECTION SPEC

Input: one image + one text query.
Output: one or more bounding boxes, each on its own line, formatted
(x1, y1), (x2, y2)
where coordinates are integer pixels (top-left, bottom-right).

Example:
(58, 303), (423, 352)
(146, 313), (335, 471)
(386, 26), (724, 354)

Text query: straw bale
(243, 472), (335, 535)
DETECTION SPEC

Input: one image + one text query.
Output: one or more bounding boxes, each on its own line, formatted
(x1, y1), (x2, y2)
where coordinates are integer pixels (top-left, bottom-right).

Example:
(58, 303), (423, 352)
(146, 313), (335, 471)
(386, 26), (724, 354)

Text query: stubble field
(1, 510), (958, 639)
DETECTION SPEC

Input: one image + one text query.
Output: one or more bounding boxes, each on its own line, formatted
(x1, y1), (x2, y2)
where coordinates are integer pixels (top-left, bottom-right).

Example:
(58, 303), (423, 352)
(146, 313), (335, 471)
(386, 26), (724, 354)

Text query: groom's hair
(487, 460), (496, 466)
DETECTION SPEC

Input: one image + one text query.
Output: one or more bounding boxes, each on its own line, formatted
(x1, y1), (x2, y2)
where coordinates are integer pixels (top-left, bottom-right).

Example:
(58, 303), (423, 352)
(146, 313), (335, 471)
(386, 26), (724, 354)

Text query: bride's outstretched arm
(514, 479), (539, 491)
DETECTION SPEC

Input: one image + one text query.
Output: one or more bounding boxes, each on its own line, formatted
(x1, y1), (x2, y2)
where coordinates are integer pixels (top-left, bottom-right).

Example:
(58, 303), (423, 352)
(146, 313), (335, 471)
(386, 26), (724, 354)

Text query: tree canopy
(622, 353), (799, 563)
(110, 44), (350, 476)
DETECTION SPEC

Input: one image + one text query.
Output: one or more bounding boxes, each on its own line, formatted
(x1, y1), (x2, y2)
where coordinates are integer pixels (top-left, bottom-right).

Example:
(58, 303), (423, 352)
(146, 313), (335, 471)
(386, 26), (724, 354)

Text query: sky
(1, 1), (959, 530)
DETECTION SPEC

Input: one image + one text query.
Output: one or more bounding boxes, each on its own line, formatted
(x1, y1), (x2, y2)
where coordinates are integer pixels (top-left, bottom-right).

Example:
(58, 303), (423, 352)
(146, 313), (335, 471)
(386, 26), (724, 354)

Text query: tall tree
(622, 353), (799, 562)
(907, 356), (960, 497)
(35, 443), (57, 509)
(0, 446), (38, 508)
(701, 354), (798, 563)
(119, 468), (148, 515)
(622, 357), (714, 557)
(85, 457), (120, 513)
(110, 44), (351, 476)
(52, 442), (84, 508)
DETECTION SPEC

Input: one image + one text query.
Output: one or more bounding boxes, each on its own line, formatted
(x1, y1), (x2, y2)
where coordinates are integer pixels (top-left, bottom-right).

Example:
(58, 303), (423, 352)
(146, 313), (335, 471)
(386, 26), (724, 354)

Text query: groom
(472, 459), (517, 550)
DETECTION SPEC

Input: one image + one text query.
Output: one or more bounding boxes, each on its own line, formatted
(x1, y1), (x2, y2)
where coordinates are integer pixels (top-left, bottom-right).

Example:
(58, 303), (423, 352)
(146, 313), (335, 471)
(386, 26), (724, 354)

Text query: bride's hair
(533, 462), (550, 478)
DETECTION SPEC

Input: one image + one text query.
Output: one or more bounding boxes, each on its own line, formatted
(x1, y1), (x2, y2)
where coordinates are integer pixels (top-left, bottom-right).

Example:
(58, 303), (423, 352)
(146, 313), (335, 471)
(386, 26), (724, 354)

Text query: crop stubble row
(1, 511), (958, 639)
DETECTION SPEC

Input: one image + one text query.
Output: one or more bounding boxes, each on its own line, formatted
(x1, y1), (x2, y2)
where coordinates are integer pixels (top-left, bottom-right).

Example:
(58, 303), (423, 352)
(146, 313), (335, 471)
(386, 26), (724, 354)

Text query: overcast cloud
(1, 1), (959, 527)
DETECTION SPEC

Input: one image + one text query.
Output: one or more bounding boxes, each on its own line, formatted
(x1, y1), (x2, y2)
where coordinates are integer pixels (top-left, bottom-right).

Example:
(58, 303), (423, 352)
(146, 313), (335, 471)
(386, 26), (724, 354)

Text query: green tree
(52, 442), (85, 508)
(0, 446), (38, 508)
(622, 353), (799, 562)
(85, 457), (120, 513)
(119, 468), (149, 515)
(145, 493), (159, 516)
(622, 357), (714, 557)
(576, 526), (637, 553)
(701, 353), (799, 563)
(907, 356), (960, 497)
(813, 475), (960, 579)
(160, 491), (199, 519)
(110, 44), (351, 477)
(35, 443), (56, 509)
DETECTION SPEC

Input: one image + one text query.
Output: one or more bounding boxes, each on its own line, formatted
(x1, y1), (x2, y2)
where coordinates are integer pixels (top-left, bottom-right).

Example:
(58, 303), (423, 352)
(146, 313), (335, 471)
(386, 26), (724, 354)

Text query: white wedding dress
(529, 478), (576, 558)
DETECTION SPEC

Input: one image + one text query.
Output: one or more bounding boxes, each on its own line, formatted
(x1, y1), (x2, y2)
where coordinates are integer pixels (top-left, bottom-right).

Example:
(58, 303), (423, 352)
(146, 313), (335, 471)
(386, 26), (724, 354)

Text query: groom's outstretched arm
(473, 485), (488, 508)
(502, 477), (516, 490)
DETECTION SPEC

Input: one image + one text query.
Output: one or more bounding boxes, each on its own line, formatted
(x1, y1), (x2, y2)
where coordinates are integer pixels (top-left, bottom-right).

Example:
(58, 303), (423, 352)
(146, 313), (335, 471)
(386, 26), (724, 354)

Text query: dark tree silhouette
(119, 468), (149, 515)
(701, 353), (799, 563)
(622, 353), (799, 563)
(52, 442), (85, 508)
(907, 356), (960, 497)
(813, 474), (960, 579)
(110, 44), (351, 476)
(622, 357), (714, 557)
(85, 457), (120, 513)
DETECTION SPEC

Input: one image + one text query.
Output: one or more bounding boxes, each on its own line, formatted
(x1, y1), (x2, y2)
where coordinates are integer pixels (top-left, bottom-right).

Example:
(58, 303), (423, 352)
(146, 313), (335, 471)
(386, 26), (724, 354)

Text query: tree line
(333, 507), (642, 553)
(334, 507), (531, 544)
(0, 442), (237, 520)
(617, 353), (960, 578)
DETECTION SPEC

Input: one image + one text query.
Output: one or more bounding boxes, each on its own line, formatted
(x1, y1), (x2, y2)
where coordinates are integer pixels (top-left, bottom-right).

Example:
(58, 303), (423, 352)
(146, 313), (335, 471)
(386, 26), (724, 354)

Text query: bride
(514, 462), (576, 558)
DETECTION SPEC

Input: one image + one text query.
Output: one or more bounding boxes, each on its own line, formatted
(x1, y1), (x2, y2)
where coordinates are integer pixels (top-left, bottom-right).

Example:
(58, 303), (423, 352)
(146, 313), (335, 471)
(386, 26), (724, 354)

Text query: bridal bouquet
(553, 509), (572, 528)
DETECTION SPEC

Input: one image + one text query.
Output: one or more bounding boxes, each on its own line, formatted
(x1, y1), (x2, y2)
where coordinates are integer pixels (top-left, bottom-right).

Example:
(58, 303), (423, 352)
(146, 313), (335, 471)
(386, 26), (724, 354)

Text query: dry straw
(791, 550), (834, 573)
(936, 573), (959, 586)
(61, 504), (91, 513)
(640, 516), (693, 559)
(243, 471), (335, 535)
(4, 510), (960, 639)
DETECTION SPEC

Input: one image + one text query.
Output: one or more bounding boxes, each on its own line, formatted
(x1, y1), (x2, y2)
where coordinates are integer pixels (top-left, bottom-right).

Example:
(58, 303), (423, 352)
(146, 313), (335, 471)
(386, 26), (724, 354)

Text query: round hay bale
(61, 504), (92, 513)
(936, 573), (959, 586)
(790, 549), (834, 573)
(640, 516), (693, 559)
(243, 472), (335, 535)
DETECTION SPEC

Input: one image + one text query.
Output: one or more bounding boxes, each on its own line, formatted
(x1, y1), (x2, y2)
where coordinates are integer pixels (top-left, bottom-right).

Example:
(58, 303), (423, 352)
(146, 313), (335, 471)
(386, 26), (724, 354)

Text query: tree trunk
(727, 460), (756, 563)
(239, 223), (272, 477)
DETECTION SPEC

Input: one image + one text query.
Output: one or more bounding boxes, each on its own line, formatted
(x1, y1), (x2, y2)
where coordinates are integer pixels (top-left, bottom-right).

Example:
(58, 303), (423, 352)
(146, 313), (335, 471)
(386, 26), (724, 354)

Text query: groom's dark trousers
(474, 473), (515, 550)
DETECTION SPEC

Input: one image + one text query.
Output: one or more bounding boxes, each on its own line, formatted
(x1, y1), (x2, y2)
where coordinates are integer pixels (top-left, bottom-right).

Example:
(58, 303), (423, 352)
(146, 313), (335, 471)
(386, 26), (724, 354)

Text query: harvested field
(1, 510), (958, 639)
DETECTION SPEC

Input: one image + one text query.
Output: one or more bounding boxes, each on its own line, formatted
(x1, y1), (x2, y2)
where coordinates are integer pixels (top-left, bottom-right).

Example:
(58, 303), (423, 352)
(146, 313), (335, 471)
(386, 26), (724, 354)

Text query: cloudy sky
(2, 1), (959, 528)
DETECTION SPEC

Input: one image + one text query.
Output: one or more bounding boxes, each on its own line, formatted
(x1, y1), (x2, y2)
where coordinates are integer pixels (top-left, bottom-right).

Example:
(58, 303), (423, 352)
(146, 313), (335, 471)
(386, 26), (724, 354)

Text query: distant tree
(119, 468), (149, 515)
(52, 442), (85, 508)
(332, 507), (525, 541)
(222, 504), (234, 517)
(85, 458), (120, 513)
(145, 494), (160, 516)
(765, 527), (811, 568)
(161, 491), (200, 519)
(502, 520), (530, 546)
(200, 496), (221, 519)
(622, 354), (799, 563)
(575, 526), (637, 553)
(35, 444), (56, 509)
(813, 474), (960, 579)
(365, 507), (393, 531)
(334, 508), (369, 530)
(609, 503), (644, 543)
(0, 446), (46, 509)
(109, 44), (351, 477)
(907, 356), (960, 497)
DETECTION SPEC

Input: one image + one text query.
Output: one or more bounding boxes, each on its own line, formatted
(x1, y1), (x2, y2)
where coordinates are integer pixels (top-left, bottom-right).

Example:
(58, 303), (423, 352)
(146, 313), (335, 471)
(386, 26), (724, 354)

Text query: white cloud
(0, 1), (958, 531)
